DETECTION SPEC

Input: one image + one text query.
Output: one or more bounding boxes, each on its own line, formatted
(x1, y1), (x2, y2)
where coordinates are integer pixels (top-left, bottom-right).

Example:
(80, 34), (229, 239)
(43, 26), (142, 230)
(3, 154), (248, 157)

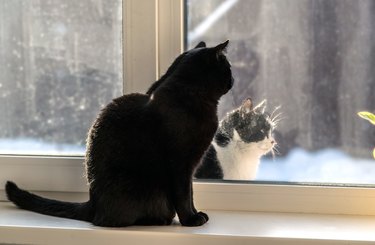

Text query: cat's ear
(241, 98), (253, 114)
(194, 41), (206, 48)
(254, 100), (267, 114)
(213, 40), (229, 56)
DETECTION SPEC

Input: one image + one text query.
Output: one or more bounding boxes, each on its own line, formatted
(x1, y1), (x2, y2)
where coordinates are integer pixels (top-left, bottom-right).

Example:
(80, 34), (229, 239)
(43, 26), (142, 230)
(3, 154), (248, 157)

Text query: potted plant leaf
(358, 111), (375, 158)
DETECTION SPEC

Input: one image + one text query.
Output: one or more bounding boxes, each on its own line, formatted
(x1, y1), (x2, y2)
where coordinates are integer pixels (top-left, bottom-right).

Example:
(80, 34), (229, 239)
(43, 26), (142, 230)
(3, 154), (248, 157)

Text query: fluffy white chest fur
(213, 130), (274, 180)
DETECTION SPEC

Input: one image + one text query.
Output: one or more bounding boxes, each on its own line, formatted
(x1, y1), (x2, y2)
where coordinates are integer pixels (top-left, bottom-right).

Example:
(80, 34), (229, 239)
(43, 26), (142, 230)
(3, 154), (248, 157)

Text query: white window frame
(1, 0), (375, 217)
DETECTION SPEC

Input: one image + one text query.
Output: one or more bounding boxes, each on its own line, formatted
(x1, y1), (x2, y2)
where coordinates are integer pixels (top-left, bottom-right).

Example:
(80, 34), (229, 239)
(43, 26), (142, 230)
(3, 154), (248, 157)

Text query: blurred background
(186, 0), (375, 183)
(0, 0), (122, 155)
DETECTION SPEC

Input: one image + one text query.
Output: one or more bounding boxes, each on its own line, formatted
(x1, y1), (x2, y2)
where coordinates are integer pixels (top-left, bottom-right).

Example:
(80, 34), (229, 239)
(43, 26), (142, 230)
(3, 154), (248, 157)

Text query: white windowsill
(1, 202), (375, 245)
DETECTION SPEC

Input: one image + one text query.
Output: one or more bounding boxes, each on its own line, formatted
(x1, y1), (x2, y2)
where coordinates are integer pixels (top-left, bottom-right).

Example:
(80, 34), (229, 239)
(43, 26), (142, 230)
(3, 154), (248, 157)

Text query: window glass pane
(187, 0), (375, 184)
(0, 0), (122, 155)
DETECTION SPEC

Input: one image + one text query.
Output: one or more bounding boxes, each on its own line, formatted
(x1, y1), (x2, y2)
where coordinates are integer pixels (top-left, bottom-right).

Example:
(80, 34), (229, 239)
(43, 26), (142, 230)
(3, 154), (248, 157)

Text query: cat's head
(170, 40), (234, 98)
(237, 99), (275, 154)
(218, 98), (279, 156)
(146, 42), (208, 95)
(156, 41), (207, 83)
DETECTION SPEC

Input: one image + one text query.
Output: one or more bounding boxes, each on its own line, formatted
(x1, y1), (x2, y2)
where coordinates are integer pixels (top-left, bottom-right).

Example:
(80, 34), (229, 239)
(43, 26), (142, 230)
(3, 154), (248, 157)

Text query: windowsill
(1, 202), (375, 245)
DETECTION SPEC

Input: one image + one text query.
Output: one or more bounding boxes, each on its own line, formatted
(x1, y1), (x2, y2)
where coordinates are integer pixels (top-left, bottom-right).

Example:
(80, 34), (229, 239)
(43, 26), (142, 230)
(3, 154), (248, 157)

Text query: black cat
(5, 41), (233, 227)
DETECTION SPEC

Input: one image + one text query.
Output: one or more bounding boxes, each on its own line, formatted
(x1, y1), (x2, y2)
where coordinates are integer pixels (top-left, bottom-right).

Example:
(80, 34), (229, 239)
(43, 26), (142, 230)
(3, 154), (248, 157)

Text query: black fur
(194, 145), (223, 179)
(5, 41), (233, 227)
(214, 128), (232, 147)
(146, 41), (208, 96)
(5, 181), (93, 221)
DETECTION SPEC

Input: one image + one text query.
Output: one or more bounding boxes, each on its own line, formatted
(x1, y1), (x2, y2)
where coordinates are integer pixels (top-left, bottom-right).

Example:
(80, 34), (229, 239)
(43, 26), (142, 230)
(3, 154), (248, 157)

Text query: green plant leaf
(358, 111), (375, 125)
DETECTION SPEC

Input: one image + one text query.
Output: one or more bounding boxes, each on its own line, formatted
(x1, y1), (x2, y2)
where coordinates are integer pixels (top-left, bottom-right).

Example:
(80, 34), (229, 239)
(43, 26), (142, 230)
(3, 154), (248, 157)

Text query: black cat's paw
(180, 212), (209, 227)
(197, 211), (209, 222)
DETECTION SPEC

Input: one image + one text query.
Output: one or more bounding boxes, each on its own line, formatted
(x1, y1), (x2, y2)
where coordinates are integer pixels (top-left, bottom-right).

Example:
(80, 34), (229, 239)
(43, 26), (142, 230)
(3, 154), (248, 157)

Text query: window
(186, 0), (375, 185)
(2, 0), (375, 216)
(0, 0), (122, 155)
(0, 0), (164, 193)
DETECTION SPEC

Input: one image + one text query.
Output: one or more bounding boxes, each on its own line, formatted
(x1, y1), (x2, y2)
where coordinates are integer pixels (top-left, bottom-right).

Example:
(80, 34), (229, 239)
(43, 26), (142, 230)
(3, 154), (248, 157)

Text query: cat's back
(104, 93), (150, 120)
(97, 93), (160, 128)
(86, 93), (161, 162)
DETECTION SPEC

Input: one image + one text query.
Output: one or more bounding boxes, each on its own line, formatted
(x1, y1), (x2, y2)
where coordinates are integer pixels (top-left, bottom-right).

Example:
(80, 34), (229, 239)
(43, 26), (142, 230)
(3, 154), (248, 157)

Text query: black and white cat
(5, 41), (233, 227)
(195, 98), (279, 180)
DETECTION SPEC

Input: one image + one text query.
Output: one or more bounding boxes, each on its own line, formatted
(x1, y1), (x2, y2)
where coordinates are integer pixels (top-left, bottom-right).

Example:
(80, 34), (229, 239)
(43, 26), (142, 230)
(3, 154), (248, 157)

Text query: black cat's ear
(241, 98), (253, 114)
(194, 41), (206, 48)
(214, 40), (229, 55)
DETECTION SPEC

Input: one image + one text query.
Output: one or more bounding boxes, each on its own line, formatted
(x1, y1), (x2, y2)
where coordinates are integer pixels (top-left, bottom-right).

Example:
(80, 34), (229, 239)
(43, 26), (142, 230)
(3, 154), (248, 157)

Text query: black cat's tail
(5, 181), (93, 222)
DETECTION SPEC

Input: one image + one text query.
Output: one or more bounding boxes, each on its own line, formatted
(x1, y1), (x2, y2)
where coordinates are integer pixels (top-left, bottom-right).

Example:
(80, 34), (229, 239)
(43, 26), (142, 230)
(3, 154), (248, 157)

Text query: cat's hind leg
(91, 196), (140, 227)
(91, 190), (176, 227)
(92, 208), (138, 227)
(135, 195), (176, 226)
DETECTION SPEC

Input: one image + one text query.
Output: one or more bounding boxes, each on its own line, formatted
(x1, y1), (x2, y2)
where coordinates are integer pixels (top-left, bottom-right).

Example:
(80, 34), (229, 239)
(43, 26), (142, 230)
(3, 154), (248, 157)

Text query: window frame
(2, 0), (375, 217)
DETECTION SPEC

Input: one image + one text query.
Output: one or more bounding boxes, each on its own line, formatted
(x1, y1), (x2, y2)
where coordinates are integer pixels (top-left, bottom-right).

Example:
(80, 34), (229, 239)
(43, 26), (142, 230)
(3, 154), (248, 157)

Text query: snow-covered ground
(1, 139), (375, 185)
(0, 139), (85, 156)
(258, 148), (375, 184)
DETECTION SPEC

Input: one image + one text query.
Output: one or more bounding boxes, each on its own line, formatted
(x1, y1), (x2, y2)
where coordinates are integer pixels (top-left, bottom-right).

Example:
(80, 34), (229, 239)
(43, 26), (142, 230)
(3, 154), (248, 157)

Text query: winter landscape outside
(1, 0), (375, 184)
(187, 0), (375, 184)
(0, 0), (122, 155)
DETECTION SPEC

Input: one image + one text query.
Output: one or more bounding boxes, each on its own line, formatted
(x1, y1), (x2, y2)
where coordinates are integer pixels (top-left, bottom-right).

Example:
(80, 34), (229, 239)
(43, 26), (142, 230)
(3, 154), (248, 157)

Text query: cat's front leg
(190, 181), (209, 221)
(172, 174), (208, 226)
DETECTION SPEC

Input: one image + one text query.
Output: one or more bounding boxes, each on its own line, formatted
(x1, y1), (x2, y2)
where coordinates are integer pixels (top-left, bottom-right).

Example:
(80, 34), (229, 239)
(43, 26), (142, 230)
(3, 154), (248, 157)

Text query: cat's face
(229, 99), (277, 155)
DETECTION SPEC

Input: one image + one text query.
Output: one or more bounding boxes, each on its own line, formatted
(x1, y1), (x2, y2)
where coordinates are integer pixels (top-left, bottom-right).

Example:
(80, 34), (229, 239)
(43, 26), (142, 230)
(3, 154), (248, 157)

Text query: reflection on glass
(0, 0), (122, 155)
(187, 0), (375, 184)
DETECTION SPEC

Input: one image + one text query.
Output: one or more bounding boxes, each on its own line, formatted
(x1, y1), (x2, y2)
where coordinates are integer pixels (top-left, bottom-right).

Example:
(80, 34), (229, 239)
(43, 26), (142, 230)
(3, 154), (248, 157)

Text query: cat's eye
(260, 130), (269, 138)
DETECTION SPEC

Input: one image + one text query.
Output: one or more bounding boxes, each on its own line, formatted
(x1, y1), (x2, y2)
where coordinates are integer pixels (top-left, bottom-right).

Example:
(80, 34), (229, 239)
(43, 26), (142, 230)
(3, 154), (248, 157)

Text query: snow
(258, 148), (375, 184)
(2, 138), (375, 184)
(0, 139), (85, 156)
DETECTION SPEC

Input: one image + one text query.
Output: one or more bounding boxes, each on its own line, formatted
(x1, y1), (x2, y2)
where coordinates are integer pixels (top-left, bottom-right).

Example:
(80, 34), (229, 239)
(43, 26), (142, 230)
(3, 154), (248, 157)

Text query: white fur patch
(213, 130), (274, 180)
